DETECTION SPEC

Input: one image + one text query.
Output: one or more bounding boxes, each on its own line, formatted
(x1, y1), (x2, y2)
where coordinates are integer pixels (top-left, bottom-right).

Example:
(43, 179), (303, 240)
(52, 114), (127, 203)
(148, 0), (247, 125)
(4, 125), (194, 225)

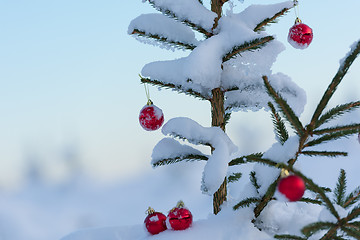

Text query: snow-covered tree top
(131, 1), (305, 115)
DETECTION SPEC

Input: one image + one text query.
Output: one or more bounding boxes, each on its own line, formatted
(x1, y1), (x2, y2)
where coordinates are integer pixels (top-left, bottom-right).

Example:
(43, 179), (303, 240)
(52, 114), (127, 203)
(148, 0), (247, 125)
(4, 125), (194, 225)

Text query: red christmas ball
(288, 19), (313, 49)
(139, 102), (164, 131)
(167, 201), (193, 231)
(278, 175), (305, 202)
(144, 208), (167, 235)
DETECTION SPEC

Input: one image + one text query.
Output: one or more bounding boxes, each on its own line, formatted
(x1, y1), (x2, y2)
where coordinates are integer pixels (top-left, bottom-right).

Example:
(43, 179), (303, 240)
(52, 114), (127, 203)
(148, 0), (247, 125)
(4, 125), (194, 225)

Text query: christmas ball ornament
(167, 201), (193, 230)
(139, 100), (164, 131)
(144, 207), (167, 235)
(278, 174), (305, 202)
(288, 18), (313, 49)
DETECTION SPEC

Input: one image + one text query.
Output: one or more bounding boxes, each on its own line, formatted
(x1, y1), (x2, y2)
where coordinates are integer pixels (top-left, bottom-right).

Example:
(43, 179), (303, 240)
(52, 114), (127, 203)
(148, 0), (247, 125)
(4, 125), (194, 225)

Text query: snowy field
(0, 130), (359, 240)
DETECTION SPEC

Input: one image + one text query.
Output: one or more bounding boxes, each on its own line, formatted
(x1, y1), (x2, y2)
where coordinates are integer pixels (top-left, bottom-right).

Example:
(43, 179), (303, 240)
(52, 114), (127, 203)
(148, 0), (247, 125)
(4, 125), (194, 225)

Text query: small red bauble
(144, 207), (167, 235)
(278, 174), (305, 202)
(288, 18), (313, 49)
(167, 201), (193, 231)
(139, 101), (164, 131)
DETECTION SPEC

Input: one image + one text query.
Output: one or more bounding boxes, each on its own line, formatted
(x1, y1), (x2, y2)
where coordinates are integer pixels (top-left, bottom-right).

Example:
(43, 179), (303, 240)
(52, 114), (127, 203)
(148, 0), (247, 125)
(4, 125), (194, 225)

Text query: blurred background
(0, 0), (359, 239)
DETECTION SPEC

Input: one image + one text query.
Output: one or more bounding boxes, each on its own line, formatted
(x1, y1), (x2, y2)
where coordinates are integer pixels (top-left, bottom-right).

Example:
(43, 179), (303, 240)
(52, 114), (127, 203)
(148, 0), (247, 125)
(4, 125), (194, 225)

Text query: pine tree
(129, 1), (360, 238)
(129, 0), (305, 215)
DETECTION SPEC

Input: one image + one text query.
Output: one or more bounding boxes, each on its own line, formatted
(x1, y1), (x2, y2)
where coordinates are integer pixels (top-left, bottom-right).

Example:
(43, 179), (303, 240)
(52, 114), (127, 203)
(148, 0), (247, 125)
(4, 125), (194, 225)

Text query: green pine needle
(315, 101), (360, 129)
(147, 0), (211, 37)
(274, 234), (307, 240)
(301, 221), (336, 237)
(298, 197), (323, 205)
(310, 40), (360, 129)
(334, 169), (347, 206)
(341, 226), (360, 239)
(268, 102), (289, 145)
(313, 123), (360, 136)
(346, 205), (360, 221)
(131, 29), (197, 50)
(228, 152), (263, 166)
(140, 76), (210, 100)
(301, 151), (347, 158)
(152, 154), (208, 167)
(263, 76), (305, 136)
(233, 197), (260, 210)
(305, 129), (360, 148)
(254, 8), (291, 32)
(250, 171), (261, 192)
(344, 187), (360, 209)
(222, 36), (274, 62)
(228, 172), (242, 183)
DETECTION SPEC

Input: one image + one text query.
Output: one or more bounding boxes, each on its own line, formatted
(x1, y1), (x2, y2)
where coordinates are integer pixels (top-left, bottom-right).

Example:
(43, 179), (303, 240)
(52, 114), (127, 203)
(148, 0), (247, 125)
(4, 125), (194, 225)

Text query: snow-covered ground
(0, 128), (359, 240)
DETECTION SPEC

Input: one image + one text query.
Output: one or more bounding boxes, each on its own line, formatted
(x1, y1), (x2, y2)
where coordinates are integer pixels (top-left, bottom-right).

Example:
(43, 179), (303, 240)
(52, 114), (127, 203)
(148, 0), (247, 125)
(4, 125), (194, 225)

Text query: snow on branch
(161, 117), (237, 195)
(222, 36), (274, 62)
(151, 138), (208, 166)
(235, 1), (293, 31)
(140, 76), (210, 100)
(128, 14), (199, 50)
(225, 73), (306, 117)
(147, 0), (216, 35)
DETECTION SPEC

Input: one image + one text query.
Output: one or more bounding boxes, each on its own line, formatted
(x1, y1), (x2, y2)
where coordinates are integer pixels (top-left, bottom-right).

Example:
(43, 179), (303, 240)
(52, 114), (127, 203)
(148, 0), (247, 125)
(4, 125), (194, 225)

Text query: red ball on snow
(167, 201), (193, 230)
(278, 175), (305, 202)
(139, 103), (164, 131)
(144, 208), (167, 235)
(288, 19), (313, 49)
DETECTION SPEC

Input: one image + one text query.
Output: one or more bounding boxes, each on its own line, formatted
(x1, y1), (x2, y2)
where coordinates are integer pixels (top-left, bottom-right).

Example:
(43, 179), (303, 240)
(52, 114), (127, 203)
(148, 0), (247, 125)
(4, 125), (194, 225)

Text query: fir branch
(313, 123), (360, 136)
(274, 234), (307, 240)
(147, 0), (212, 37)
(341, 226), (360, 239)
(228, 152), (263, 166)
(268, 101), (289, 145)
(309, 40), (360, 130)
(152, 154), (209, 167)
(140, 76), (210, 100)
(131, 29), (197, 50)
(298, 197), (323, 205)
(263, 76), (305, 136)
(224, 112), (232, 126)
(305, 129), (360, 148)
(233, 197), (260, 210)
(164, 132), (212, 148)
(344, 187), (360, 209)
(346, 205), (360, 221)
(347, 221), (360, 230)
(254, 179), (278, 218)
(250, 171), (261, 193)
(228, 172), (242, 183)
(222, 36), (274, 62)
(301, 221), (337, 237)
(315, 101), (360, 129)
(301, 151), (347, 158)
(254, 7), (290, 32)
(334, 169), (347, 206)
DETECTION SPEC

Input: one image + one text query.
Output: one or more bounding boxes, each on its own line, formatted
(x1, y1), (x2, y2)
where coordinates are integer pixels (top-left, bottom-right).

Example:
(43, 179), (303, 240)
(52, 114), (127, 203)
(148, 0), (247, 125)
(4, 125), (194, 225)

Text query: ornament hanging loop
(280, 168), (290, 178)
(143, 82), (153, 105)
(293, 0), (300, 21)
(146, 207), (155, 215)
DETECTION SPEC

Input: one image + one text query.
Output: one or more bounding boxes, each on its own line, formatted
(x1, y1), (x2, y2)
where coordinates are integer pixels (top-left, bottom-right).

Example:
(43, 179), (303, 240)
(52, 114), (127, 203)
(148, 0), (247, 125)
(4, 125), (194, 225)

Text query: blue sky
(0, 0), (359, 188)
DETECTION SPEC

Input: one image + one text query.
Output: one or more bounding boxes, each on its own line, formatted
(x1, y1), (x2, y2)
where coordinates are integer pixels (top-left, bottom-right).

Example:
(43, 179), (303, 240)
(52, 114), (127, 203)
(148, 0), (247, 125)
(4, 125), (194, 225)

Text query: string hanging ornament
(287, 0), (313, 49)
(138, 82), (164, 131)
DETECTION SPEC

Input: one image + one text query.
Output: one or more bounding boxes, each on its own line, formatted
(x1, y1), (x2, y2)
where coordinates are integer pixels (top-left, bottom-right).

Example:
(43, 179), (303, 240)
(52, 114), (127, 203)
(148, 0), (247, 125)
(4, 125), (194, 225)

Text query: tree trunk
(210, 0), (227, 216)
(211, 88), (227, 215)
